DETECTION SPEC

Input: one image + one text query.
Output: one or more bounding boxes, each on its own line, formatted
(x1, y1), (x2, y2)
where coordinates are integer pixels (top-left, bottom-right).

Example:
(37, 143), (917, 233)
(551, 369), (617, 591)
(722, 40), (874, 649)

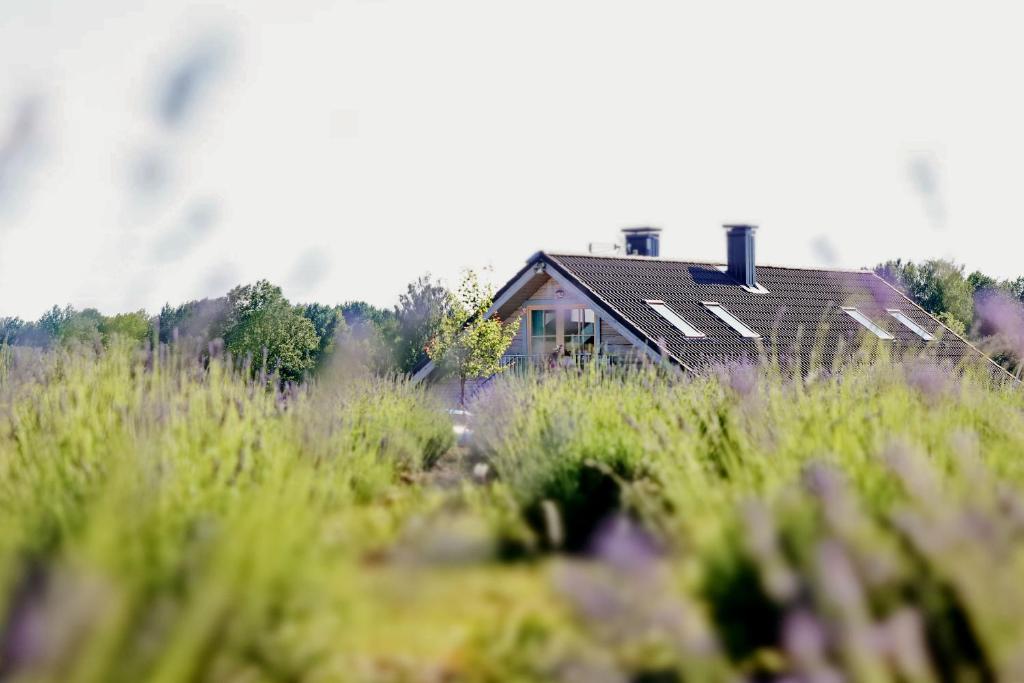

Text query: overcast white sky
(1, 0), (1023, 319)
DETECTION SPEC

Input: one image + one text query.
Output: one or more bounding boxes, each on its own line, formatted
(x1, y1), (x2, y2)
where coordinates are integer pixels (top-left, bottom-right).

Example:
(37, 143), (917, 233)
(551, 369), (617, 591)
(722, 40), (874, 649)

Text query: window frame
(525, 304), (600, 356)
(886, 308), (934, 341)
(701, 302), (761, 338)
(841, 307), (894, 340)
(563, 307), (598, 355)
(528, 309), (558, 357)
(645, 300), (705, 338)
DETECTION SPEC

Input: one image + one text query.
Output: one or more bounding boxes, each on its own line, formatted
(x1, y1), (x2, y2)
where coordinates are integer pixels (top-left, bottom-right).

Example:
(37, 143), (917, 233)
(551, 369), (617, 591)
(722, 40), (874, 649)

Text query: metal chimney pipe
(724, 224), (757, 288)
(621, 227), (662, 257)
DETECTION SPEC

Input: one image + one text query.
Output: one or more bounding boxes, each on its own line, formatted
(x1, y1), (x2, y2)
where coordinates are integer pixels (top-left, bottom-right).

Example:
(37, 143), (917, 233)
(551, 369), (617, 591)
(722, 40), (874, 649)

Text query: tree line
(0, 275), (453, 382)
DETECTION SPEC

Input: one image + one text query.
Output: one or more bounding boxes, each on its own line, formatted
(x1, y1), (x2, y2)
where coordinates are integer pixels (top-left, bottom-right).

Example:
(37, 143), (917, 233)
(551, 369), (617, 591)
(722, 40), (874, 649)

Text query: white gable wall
(503, 273), (641, 359)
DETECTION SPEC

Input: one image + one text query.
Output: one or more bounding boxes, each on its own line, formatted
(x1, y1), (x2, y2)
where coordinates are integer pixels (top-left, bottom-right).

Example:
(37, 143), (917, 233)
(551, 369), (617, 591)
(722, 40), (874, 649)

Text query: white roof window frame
(645, 300), (705, 338)
(841, 307), (894, 340)
(886, 308), (934, 341)
(702, 302), (761, 338)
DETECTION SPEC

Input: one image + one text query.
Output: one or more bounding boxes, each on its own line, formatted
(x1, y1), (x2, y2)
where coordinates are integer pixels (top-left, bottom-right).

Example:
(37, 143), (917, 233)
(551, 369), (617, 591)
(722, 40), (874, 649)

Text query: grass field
(0, 341), (1021, 682)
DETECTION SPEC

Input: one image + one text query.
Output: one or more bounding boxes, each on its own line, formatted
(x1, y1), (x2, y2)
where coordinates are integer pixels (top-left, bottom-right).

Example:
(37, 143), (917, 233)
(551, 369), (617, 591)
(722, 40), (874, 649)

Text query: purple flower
(975, 290), (1024, 359)
(783, 609), (829, 668)
(588, 515), (662, 575)
(905, 360), (956, 402)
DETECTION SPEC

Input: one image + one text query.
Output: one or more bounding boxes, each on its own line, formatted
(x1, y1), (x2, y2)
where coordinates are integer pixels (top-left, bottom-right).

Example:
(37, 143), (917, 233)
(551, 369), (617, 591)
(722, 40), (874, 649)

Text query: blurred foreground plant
(0, 343), (1022, 682)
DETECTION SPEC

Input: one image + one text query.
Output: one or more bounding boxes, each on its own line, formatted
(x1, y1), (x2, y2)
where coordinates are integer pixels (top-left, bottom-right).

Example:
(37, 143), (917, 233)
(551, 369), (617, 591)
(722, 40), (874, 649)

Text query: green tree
(36, 305), (74, 345)
(337, 301), (399, 371)
(224, 280), (318, 382)
(426, 270), (519, 405)
(0, 317), (24, 344)
(393, 274), (450, 374)
(299, 303), (347, 367)
(340, 301), (395, 329)
(1, 317), (48, 347)
(61, 308), (104, 347)
(1003, 276), (1024, 303)
(158, 298), (230, 345)
(968, 270), (1000, 294)
(100, 311), (152, 345)
(875, 258), (973, 331)
(936, 311), (968, 337)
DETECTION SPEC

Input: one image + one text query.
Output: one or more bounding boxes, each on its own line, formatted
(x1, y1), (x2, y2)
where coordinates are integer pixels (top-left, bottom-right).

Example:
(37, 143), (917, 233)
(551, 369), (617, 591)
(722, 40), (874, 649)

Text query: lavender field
(0, 341), (1021, 682)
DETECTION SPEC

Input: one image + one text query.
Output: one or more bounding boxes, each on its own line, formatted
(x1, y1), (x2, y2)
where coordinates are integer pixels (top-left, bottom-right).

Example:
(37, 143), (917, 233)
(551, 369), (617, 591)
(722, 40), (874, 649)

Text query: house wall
(507, 318), (527, 355)
(531, 279), (566, 300)
(499, 273), (642, 358)
(505, 275), (587, 357)
(599, 318), (636, 357)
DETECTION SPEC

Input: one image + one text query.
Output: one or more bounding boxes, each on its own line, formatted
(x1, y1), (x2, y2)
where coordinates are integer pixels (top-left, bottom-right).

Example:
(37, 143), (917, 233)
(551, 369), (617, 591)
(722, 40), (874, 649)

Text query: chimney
(622, 227), (661, 257)
(724, 224), (757, 288)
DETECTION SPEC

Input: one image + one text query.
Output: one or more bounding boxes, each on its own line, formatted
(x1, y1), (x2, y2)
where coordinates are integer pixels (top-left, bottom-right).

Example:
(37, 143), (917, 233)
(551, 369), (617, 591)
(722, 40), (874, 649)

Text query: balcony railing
(499, 352), (604, 376)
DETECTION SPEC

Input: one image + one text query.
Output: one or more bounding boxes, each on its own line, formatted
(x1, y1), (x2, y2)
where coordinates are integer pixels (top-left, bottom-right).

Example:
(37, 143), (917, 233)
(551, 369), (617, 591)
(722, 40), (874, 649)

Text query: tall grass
(0, 344), (1022, 681)
(0, 343), (457, 682)
(471, 361), (1024, 681)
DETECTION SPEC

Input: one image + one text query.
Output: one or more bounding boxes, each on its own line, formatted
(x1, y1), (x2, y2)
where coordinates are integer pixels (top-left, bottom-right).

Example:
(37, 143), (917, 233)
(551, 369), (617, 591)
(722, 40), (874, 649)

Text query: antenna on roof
(588, 242), (622, 255)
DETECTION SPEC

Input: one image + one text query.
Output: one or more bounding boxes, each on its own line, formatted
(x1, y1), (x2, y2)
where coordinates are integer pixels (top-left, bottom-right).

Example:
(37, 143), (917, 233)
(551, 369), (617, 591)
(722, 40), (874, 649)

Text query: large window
(564, 308), (596, 355)
(528, 307), (597, 357)
(530, 309), (558, 356)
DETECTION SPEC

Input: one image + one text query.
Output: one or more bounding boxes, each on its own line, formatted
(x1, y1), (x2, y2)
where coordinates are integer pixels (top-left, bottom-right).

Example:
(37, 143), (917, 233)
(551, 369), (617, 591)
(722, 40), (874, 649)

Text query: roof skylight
(887, 309), (934, 341)
(646, 301), (704, 338)
(702, 302), (760, 338)
(841, 307), (894, 340)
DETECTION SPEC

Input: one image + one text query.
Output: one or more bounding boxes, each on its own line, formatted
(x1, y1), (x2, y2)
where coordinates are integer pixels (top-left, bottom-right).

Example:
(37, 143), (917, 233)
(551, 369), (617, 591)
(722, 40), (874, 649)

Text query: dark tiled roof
(541, 252), (995, 372)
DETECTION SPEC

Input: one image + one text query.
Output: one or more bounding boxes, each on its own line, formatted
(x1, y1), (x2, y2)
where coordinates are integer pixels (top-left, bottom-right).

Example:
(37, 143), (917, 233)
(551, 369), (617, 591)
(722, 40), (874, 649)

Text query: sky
(2, 0), (1024, 319)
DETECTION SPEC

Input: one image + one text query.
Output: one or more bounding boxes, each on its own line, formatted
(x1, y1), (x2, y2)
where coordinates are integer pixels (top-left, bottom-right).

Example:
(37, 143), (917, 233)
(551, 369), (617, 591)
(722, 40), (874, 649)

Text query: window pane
(564, 308), (596, 354)
(702, 303), (759, 338)
(887, 309), (934, 341)
(531, 309), (557, 356)
(530, 310), (543, 334)
(647, 301), (704, 338)
(532, 338), (556, 356)
(842, 307), (894, 340)
(530, 311), (557, 335)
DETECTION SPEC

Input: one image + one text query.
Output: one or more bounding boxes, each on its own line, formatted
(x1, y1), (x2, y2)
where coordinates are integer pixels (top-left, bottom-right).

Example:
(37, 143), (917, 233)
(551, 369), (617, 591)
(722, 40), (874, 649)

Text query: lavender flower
(588, 515), (662, 575)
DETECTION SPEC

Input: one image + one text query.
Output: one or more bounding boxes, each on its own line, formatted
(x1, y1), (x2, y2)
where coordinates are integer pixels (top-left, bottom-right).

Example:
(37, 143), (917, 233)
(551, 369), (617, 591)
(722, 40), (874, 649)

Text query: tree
(1004, 276), (1024, 303)
(875, 258), (973, 332)
(36, 305), (74, 345)
(1, 317), (48, 347)
(337, 301), (398, 371)
(936, 311), (967, 338)
(223, 281), (318, 382)
(298, 303), (347, 367)
(392, 274), (450, 374)
(0, 317), (24, 344)
(340, 301), (395, 329)
(100, 311), (151, 345)
(968, 270), (1000, 294)
(60, 308), (103, 347)
(426, 270), (519, 405)
(158, 298), (230, 345)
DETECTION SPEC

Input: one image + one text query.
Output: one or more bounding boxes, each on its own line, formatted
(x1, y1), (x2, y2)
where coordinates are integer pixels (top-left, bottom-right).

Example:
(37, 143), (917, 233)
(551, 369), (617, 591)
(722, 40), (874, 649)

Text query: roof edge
(867, 271), (1013, 379)
(540, 250), (875, 275)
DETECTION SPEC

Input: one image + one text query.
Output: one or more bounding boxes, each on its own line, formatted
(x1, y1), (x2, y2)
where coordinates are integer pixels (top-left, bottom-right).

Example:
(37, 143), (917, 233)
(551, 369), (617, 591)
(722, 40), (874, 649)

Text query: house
(414, 225), (1000, 390)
